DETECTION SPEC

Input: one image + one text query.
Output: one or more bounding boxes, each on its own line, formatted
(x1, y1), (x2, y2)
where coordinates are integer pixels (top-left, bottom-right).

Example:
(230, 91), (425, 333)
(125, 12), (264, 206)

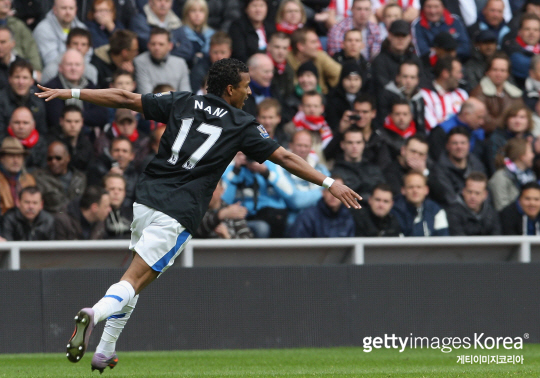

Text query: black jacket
(377, 81), (425, 135)
(332, 51), (373, 93)
(429, 151), (487, 206)
(51, 131), (95, 172)
(228, 14), (276, 63)
(500, 201), (540, 235)
(0, 85), (48, 139)
(331, 159), (385, 200)
(2, 207), (55, 241)
(352, 206), (401, 237)
(54, 198), (106, 240)
(446, 194), (501, 236)
(24, 135), (48, 171)
(105, 205), (133, 239)
(464, 49), (488, 92)
(371, 40), (420, 94)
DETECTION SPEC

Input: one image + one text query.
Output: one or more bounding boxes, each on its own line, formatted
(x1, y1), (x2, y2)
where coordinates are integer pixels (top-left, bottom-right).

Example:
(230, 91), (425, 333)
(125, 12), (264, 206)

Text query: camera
(348, 114), (361, 122)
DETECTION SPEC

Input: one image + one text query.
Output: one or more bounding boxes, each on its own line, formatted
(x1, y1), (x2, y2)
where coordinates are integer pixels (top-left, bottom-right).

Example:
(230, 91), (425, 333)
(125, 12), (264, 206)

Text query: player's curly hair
(206, 58), (249, 97)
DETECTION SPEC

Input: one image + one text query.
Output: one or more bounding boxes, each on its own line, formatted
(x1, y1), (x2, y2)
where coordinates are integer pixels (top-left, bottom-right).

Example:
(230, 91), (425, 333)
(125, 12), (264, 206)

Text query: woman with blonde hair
(488, 138), (537, 211)
(85, 0), (124, 48)
(181, 0), (215, 64)
(276, 0), (306, 34)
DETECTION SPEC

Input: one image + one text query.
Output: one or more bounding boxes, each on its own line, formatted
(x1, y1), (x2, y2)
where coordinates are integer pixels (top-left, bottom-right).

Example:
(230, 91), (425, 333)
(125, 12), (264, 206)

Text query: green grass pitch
(1, 345), (539, 377)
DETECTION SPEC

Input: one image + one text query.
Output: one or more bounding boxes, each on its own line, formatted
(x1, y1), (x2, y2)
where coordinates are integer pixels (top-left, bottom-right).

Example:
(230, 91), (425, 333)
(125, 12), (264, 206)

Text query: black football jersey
(136, 91), (280, 233)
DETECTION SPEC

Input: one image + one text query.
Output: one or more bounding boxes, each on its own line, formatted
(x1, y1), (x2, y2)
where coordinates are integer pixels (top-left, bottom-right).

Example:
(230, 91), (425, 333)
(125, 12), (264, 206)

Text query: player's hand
(215, 223), (231, 239)
(35, 84), (72, 102)
(339, 110), (355, 133)
(219, 202), (248, 220)
(329, 182), (362, 209)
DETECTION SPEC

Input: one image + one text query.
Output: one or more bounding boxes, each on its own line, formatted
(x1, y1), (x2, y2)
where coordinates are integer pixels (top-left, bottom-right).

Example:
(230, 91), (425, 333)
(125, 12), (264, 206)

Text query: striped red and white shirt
(421, 83), (468, 132)
(371, 0), (420, 12)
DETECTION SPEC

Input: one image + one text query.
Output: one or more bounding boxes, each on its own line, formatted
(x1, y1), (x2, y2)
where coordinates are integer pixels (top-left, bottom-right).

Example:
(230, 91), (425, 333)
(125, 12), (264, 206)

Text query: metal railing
(2, 236), (540, 270)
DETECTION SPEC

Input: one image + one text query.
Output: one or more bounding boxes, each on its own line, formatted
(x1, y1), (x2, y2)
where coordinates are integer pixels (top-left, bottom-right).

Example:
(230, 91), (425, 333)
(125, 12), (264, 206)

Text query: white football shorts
(129, 202), (192, 274)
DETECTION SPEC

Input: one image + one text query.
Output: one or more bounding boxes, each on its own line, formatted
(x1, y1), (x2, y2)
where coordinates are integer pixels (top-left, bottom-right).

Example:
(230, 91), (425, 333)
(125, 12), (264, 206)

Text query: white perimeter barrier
(2, 236), (540, 270)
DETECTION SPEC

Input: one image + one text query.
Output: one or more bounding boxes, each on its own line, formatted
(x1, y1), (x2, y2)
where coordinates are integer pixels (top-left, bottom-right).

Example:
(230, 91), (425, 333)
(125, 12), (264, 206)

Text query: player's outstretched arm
(35, 84), (143, 113)
(268, 146), (362, 209)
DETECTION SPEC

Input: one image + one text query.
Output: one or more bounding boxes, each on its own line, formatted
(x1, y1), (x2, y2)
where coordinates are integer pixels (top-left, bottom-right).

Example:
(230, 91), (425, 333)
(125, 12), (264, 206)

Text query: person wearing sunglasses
(32, 140), (87, 213)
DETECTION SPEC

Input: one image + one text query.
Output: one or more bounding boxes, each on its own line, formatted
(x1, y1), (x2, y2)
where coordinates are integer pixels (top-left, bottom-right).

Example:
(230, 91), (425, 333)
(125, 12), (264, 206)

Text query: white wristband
(322, 177), (335, 189)
(71, 88), (80, 99)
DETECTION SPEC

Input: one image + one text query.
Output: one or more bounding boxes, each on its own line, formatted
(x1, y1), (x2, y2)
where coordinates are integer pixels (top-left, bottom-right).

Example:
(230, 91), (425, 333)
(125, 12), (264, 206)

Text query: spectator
(381, 99), (418, 160)
(33, 140), (86, 213)
(489, 138), (536, 211)
(266, 31), (295, 102)
(180, 0), (215, 65)
(488, 104), (534, 173)
(44, 49), (108, 129)
(372, 20), (421, 91)
(419, 31), (457, 85)
(287, 91), (333, 162)
(275, 0), (306, 35)
(428, 98), (487, 162)
(95, 108), (151, 170)
(289, 176), (355, 238)
(378, 60), (425, 133)
(134, 27), (191, 95)
(331, 126), (385, 200)
(0, 137), (35, 215)
(500, 181), (540, 235)
(194, 179), (253, 239)
(277, 130), (329, 225)
(378, 3), (403, 40)
(326, 61), (364, 132)
(429, 127), (487, 206)
(464, 30), (498, 91)
(0, 60), (47, 139)
(189, 31), (232, 94)
(524, 54), (540, 112)
(353, 183), (402, 236)
(331, 29), (372, 92)
(76, 0), (137, 28)
(91, 29), (138, 89)
(130, 0), (193, 62)
(103, 172), (132, 239)
(84, 0), (124, 49)
(243, 53), (280, 117)
(327, 0), (383, 60)
(7, 106), (48, 170)
(421, 57), (468, 132)
(470, 52), (525, 135)
(2, 186), (55, 240)
(33, 0), (87, 66)
(0, 26), (28, 89)
(372, 0), (419, 23)
(221, 152), (289, 238)
(284, 60), (321, 114)
(185, 0), (243, 32)
(391, 171), (449, 236)
(287, 27), (342, 94)
(468, 0), (511, 48)
(52, 105), (94, 172)
(228, 0), (276, 63)
(12, 0), (46, 30)
(41, 28), (99, 84)
(383, 134), (431, 197)
(257, 98), (289, 147)
(446, 172), (501, 236)
(502, 13), (540, 89)
(54, 185), (111, 240)
(87, 136), (139, 207)
(411, 0), (470, 60)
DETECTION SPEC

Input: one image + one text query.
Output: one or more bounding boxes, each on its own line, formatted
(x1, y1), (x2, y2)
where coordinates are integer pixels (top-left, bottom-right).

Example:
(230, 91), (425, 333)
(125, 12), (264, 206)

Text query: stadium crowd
(0, 0), (540, 241)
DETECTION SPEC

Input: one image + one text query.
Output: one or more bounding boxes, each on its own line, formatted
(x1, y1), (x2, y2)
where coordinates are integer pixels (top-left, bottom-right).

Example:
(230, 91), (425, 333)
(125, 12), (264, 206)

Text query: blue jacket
(391, 195), (450, 236)
(502, 33), (535, 81)
(85, 20), (124, 49)
(467, 15), (511, 48)
(274, 162), (329, 225)
(221, 162), (287, 216)
(289, 198), (355, 238)
(439, 114), (485, 152)
(412, 10), (470, 60)
(181, 25), (215, 56)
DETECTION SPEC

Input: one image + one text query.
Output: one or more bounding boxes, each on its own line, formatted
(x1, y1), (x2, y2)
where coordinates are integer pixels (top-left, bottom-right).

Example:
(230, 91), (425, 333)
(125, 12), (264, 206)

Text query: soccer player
(36, 58), (362, 373)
